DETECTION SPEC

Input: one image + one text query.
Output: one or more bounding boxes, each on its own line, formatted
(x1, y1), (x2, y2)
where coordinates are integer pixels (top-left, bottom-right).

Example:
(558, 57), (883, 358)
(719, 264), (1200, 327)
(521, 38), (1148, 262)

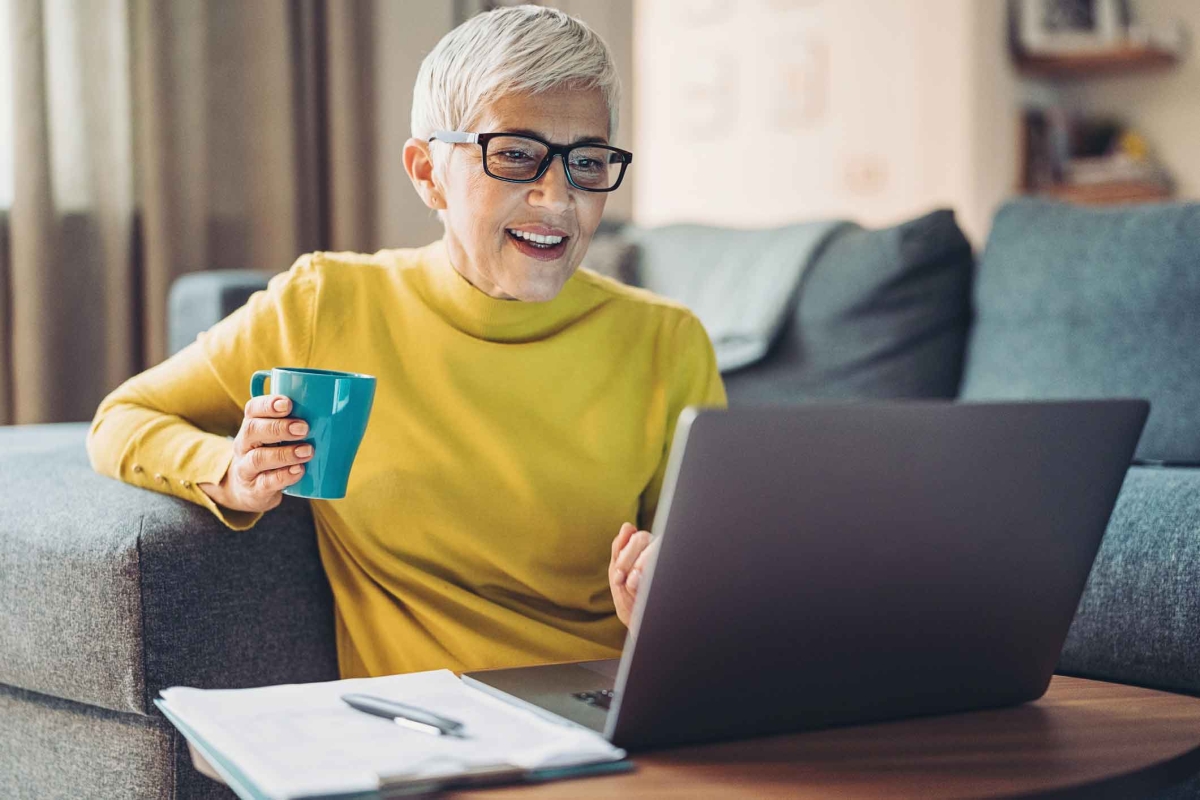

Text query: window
(0, 0), (131, 212)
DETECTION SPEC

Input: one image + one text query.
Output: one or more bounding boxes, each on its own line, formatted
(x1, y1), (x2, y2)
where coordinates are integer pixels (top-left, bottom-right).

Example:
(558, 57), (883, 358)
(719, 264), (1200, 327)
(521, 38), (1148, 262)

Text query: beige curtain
(2, 0), (448, 425)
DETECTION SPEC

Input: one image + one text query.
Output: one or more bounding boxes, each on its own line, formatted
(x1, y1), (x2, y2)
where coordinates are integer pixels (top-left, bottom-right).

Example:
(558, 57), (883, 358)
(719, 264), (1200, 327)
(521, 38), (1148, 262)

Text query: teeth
(508, 229), (564, 245)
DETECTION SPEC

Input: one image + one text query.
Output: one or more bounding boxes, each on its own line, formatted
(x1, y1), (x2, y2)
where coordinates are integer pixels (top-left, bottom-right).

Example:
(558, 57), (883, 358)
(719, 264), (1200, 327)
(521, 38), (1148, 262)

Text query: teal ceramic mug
(250, 367), (377, 500)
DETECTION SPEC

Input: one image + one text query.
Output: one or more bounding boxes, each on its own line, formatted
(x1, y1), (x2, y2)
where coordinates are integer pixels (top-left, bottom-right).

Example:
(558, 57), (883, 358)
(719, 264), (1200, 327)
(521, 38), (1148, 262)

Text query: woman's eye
(498, 151), (533, 161)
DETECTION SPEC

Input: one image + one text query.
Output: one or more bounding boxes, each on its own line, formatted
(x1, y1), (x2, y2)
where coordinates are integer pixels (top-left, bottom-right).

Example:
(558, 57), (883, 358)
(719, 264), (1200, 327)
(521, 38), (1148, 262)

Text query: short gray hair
(411, 5), (621, 145)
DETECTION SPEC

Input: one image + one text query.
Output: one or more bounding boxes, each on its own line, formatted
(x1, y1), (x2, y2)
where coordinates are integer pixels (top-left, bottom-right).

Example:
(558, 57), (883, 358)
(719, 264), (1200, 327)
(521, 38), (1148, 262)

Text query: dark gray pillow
(959, 199), (1200, 464)
(722, 209), (974, 404)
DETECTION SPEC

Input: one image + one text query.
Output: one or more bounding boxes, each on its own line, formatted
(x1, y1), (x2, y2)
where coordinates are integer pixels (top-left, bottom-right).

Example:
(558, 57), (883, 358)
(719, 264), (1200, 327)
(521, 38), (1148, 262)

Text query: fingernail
(289, 465), (303, 474)
(296, 445), (313, 458)
(628, 570), (641, 591)
(289, 422), (307, 436)
(273, 398), (288, 412)
(614, 570), (626, 585)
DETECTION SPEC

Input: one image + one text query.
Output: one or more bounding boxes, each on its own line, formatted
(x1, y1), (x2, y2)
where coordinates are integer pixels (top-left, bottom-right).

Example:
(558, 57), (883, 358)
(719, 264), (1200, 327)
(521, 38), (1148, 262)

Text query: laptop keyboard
(572, 689), (614, 710)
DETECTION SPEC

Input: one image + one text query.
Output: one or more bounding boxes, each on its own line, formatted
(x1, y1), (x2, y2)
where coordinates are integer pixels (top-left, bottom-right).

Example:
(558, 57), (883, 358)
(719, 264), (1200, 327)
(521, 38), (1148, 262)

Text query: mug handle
(250, 369), (272, 398)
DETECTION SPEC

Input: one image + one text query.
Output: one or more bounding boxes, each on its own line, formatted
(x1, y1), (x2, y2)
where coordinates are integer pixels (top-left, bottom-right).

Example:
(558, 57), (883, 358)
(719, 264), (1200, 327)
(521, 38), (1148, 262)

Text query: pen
(341, 693), (467, 738)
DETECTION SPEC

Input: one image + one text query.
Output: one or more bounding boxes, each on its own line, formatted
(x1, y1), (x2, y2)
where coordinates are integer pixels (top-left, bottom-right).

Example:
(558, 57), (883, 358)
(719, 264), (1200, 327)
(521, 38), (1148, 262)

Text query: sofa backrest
(168, 269), (273, 355)
(959, 199), (1200, 464)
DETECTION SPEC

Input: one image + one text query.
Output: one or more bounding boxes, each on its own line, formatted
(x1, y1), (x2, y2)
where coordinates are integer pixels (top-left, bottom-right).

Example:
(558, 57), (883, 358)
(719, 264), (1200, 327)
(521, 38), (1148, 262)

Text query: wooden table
(453, 675), (1200, 799)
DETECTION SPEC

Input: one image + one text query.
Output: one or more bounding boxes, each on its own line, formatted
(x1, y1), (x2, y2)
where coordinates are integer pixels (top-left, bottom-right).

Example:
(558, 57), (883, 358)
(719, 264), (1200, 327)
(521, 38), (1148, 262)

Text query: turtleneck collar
(413, 239), (592, 343)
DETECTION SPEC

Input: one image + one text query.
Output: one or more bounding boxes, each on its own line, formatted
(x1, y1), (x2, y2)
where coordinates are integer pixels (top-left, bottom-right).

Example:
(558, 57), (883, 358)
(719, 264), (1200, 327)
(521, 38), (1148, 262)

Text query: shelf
(1014, 45), (1179, 79)
(1031, 182), (1173, 206)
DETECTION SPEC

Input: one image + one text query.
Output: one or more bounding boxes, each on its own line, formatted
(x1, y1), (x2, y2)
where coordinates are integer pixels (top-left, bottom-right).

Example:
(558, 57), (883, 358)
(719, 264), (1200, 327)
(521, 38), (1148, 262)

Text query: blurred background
(0, 0), (1195, 425)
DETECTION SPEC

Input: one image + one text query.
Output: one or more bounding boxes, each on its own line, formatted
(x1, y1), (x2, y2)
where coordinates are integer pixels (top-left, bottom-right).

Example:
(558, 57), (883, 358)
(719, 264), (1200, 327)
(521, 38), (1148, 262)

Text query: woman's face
(413, 87), (611, 302)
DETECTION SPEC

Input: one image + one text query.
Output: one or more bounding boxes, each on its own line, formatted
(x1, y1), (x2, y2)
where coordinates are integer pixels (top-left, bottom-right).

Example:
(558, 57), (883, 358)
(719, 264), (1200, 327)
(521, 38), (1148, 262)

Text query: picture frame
(1016, 0), (1129, 54)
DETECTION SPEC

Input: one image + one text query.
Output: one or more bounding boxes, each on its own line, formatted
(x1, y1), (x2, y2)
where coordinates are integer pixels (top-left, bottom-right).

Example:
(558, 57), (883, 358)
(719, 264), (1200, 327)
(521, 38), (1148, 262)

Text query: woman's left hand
(610, 522), (660, 626)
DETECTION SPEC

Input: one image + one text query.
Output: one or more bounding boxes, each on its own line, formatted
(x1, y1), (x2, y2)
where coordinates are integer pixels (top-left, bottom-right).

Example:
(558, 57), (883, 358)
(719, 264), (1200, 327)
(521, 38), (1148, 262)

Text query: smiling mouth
(506, 229), (568, 248)
(505, 229), (570, 260)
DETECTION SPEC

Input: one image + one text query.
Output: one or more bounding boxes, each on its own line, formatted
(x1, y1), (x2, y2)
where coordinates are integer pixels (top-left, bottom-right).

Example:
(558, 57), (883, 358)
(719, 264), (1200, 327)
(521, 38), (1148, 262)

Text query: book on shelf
(1020, 108), (1173, 202)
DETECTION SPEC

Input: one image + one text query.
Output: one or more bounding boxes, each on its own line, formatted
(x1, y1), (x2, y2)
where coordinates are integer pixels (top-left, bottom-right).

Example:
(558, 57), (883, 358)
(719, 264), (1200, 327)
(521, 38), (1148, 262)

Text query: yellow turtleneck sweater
(87, 240), (726, 678)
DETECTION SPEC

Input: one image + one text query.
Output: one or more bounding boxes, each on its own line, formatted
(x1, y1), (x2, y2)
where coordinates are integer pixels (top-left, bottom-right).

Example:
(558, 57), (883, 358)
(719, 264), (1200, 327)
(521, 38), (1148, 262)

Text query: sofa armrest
(1059, 465), (1200, 697)
(0, 423), (338, 716)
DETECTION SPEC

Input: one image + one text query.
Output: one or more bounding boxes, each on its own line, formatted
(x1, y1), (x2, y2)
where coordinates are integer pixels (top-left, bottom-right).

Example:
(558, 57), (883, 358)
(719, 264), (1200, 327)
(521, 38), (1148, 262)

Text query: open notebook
(155, 669), (630, 799)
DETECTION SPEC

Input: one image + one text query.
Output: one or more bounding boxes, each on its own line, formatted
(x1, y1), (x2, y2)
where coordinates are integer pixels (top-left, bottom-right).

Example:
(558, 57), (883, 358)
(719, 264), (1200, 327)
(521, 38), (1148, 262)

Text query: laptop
(463, 400), (1149, 751)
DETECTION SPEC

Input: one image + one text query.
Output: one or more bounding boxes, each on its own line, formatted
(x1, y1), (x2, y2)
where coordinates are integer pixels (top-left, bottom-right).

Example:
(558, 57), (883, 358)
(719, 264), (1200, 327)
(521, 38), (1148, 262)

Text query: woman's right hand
(198, 394), (314, 513)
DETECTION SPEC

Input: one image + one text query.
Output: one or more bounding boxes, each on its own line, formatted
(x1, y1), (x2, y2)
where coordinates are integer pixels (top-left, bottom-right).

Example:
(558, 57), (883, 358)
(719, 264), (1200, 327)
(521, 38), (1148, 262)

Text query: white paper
(159, 669), (624, 799)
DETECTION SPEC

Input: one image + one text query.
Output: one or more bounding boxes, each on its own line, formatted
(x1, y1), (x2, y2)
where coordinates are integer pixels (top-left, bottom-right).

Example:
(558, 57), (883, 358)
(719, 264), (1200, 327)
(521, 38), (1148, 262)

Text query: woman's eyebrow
(506, 128), (608, 145)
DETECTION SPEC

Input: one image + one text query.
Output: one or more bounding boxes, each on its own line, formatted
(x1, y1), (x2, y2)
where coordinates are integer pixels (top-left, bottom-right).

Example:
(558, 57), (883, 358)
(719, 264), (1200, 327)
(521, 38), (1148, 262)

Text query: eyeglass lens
(485, 136), (623, 190)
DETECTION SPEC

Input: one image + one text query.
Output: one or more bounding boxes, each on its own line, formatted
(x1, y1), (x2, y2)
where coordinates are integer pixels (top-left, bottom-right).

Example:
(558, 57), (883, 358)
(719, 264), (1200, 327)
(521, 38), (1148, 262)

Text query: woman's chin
(507, 280), (567, 303)
(501, 264), (575, 302)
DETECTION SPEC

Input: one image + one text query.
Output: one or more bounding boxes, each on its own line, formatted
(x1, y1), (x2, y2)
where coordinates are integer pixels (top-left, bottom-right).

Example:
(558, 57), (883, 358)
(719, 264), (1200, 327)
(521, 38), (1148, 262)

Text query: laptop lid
(604, 399), (1148, 750)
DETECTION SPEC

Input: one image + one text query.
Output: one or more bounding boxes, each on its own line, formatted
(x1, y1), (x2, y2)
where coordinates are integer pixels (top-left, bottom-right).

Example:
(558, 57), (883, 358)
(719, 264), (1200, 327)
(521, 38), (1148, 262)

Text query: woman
(87, 5), (725, 679)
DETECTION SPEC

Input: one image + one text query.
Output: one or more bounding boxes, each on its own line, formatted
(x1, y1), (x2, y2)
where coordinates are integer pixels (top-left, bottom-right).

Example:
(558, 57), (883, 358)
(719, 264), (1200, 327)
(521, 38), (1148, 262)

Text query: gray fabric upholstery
(627, 220), (847, 372)
(0, 424), (338, 715)
(960, 199), (1200, 464)
(721, 209), (974, 404)
(1, 424), (146, 713)
(1060, 466), (1200, 697)
(168, 270), (272, 356)
(1067, 464), (1200, 800)
(0, 682), (235, 800)
(1159, 772), (1200, 800)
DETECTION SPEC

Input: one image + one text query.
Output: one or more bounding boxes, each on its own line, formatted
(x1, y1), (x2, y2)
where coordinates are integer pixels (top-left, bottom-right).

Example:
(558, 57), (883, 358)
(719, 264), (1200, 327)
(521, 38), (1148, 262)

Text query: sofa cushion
(1059, 465), (1200, 698)
(959, 199), (1200, 464)
(719, 209), (974, 403)
(0, 423), (337, 715)
(0, 683), (184, 799)
(0, 681), (236, 799)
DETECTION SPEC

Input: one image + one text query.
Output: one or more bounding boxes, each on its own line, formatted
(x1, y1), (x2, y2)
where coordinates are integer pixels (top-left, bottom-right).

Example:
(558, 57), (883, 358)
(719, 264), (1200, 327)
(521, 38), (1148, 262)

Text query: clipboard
(155, 698), (634, 799)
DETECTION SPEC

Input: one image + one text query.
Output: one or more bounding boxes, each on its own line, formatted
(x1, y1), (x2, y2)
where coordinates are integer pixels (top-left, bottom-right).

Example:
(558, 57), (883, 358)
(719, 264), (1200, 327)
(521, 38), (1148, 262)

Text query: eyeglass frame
(428, 130), (633, 193)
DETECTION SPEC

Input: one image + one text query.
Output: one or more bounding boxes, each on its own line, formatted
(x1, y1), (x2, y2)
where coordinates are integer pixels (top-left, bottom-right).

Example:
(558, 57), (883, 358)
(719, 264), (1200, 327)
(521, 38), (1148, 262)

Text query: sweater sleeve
(637, 311), (727, 531)
(86, 254), (322, 530)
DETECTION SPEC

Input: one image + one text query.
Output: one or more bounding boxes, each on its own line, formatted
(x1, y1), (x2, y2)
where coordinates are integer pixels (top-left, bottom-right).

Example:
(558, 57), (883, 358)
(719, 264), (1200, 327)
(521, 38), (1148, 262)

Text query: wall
(965, 0), (1025, 247)
(371, 1), (456, 249)
(633, 0), (1032, 246)
(558, 0), (636, 222)
(635, 1), (980, 241)
(1064, 0), (1200, 200)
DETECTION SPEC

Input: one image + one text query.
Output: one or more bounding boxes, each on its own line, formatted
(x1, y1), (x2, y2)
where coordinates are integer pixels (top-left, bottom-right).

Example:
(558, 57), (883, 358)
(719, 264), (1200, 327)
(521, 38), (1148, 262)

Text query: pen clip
(392, 716), (444, 737)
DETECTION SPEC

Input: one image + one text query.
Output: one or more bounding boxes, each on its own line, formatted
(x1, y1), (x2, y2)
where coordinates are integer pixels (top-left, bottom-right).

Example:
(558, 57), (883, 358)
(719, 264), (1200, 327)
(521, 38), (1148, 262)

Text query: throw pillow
(721, 209), (975, 404)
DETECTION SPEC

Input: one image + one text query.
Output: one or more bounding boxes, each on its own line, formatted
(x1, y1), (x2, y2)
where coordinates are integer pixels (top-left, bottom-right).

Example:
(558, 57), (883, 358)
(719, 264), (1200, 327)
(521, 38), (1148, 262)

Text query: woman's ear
(403, 138), (446, 212)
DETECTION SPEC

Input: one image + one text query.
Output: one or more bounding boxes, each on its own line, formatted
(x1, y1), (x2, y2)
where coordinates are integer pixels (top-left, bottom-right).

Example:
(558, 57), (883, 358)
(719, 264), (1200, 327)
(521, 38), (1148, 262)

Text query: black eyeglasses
(429, 130), (633, 193)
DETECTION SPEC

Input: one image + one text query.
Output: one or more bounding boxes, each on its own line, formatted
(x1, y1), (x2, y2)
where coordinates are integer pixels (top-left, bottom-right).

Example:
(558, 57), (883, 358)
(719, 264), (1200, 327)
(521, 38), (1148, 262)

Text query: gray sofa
(2, 199), (1198, 799)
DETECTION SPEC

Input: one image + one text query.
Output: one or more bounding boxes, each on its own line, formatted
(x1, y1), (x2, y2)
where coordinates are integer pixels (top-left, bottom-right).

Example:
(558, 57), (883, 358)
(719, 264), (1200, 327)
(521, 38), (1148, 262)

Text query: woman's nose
(529, 155), (573, 209)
